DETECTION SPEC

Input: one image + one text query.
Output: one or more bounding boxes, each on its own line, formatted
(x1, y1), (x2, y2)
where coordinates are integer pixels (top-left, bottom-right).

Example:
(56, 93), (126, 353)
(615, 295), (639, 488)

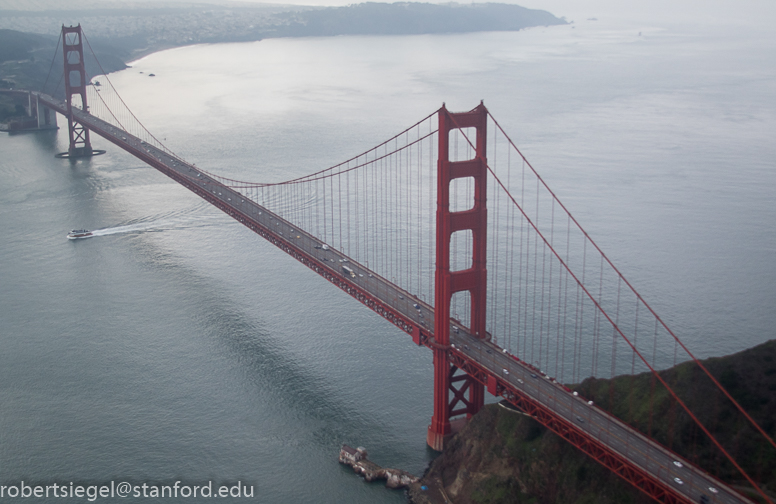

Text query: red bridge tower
(427, 103), (489, 451)
(61, 25), (94, 158)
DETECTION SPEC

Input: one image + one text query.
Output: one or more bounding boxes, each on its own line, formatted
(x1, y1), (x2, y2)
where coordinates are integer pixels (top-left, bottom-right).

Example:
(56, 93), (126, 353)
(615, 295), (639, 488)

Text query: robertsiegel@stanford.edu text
(0, 480), (254, 500)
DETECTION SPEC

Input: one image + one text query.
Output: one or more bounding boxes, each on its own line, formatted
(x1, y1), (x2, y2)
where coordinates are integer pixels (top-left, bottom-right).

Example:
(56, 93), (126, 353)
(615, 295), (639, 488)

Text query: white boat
(67, 229), (93, 240)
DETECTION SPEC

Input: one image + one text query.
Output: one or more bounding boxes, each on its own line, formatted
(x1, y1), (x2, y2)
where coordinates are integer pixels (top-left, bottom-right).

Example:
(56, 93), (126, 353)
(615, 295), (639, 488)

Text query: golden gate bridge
(7, 24), (775, 504)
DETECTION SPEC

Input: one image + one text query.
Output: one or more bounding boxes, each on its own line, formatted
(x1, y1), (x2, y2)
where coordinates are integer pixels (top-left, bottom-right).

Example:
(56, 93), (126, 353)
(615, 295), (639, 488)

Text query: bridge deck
(33, 91), (752, 504)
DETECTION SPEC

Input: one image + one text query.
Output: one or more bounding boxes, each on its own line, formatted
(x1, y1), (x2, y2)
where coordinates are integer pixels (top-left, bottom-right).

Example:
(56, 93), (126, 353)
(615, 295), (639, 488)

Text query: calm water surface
(1, 16), (774, 503)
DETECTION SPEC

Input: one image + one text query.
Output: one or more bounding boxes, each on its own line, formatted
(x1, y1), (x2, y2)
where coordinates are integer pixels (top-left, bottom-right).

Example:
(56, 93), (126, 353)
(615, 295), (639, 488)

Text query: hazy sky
(5, 0), (776, 25)
(530, 0), (776, 25)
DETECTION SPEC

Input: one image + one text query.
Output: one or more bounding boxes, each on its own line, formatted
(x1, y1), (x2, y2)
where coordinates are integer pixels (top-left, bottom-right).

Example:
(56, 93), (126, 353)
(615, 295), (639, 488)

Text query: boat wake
(79, 210), (229, 240)
(90, 224), (149, 237)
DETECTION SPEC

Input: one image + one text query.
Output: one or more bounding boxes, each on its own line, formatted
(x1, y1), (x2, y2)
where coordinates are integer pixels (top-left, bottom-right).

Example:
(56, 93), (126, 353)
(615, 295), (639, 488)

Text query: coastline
(1, 1), (567, 92)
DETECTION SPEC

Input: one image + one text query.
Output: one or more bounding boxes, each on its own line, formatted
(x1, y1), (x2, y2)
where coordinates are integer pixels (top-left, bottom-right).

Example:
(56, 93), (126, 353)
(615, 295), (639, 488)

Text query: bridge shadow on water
(125, 229), (397, 452)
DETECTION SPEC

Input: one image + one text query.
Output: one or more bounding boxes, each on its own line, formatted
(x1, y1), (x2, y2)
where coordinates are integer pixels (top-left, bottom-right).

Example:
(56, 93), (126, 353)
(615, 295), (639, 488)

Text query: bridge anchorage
(0, 90), (58, 133)
(55, 25), (104, 159)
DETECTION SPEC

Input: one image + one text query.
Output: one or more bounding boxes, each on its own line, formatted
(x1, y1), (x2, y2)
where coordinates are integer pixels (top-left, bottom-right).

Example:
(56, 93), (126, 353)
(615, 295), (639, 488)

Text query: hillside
(409, 339), (776, 504)
(275, 3), (565, 37)
(0, 2), (565, 100)
(0, 28), (127, 107)
(0, 29), (59, 94)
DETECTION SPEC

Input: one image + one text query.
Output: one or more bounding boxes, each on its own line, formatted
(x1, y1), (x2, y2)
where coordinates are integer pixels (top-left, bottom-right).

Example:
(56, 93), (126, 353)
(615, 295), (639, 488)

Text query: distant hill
(0, 2), (565, 99)
(275, 2), (566, 37)
(409, 339), (776, 504)
(0, 29), (57, 93)
(0, 28), (128, 105)
(0, 29), (52, 64)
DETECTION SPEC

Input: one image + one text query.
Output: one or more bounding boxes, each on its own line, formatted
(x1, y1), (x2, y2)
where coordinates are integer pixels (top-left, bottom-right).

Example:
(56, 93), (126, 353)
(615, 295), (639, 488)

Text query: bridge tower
(61, 24), (93, 158)
(427, 103), (488, 451)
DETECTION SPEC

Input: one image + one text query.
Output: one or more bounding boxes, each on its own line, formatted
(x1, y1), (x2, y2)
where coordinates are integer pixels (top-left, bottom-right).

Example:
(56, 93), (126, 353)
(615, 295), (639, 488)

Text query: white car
(502, 368), (509, 375)
(708, 487), (718, 494)
(673, 477), (683, 485)
(672, 461), (683, 468)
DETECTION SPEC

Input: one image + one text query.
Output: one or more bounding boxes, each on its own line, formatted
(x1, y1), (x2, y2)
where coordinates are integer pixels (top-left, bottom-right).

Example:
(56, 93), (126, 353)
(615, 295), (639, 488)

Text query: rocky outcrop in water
(338, 445), (419, 490)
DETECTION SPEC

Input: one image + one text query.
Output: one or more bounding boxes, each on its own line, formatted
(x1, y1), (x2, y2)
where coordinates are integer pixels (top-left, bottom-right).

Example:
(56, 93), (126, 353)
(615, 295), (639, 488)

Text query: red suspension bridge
(9, 25), (775, 504)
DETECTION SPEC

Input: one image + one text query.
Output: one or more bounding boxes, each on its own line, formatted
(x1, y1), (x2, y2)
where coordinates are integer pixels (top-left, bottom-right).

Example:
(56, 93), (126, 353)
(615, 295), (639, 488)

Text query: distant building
(339, 445), (367, 464)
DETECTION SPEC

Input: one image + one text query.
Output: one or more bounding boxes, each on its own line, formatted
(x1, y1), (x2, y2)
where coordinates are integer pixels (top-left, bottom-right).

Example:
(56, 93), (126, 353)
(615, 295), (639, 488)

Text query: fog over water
(1, 3), (774, 503)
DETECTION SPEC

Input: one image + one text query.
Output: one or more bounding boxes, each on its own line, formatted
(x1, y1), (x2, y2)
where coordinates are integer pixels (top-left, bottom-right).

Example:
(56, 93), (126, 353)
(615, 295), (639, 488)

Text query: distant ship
(67, 229), (93, 240)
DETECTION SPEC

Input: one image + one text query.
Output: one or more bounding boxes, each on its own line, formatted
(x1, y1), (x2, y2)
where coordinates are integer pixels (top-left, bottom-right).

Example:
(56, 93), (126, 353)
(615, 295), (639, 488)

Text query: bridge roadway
(35, 92), (752, 504)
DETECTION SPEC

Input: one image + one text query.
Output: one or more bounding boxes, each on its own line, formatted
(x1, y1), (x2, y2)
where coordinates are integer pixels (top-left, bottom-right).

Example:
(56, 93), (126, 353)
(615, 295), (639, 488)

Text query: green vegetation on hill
(576, 339), (776, 496)
(410, 405), (654, 504)
(412, 340), (776, 504)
